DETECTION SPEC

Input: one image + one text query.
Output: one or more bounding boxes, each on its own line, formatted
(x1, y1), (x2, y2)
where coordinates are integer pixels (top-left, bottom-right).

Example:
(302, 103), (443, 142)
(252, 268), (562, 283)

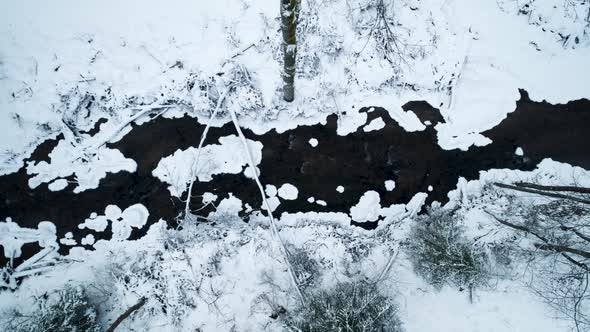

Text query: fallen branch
(91, 105), (173, 151)
(184, 85), (234, 218)
(105, 297), (147, 332)
(514, 182), (590, 194)
(493, 182), (590, 205)
(533, 243), (590, 260)
(226, 104), (305, 305)
(374, 247), (399, 284)
(485, 210), (589, 270)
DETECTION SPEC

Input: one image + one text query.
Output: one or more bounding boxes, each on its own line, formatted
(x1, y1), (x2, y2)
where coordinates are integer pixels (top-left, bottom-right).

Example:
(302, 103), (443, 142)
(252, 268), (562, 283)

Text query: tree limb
(533, 243), (590, 260)
(493, 182), (590, 205)
(484, 210), (589, 270)
(105, 297), (147, 332)
(514, 182), (590, 194)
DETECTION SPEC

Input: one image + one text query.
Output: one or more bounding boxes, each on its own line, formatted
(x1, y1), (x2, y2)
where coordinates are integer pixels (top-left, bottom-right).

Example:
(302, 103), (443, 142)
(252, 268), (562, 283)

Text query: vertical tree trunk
(281, 0), (298, 102)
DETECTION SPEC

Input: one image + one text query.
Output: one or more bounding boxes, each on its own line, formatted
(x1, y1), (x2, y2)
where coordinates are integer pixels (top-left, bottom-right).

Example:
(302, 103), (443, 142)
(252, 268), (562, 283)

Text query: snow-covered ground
(1, 0), (590, 330)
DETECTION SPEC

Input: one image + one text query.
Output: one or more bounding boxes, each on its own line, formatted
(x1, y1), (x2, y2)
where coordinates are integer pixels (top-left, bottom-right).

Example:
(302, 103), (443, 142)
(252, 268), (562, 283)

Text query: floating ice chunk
(267, 196), (281, 212)
(105, 205), (122, 220)
(121, 204), (149, 228)
(336, 185), (345, 193)
(307, 197), (315, 203)
(265, 184), (278, 197)
(79, 215), (109, 232)
(81, 234), (95, 246)
(153, 135), (263, 197)
(79, 203), (149, 239)
(308, 138), (318, 147)
(316, 200), (327, 206)
(278, 183), (298, 200)
(48, 179), (68, 191)
(428, 185), (433, 192)
(385, 180), (396, 191)
(350, 191), (381, 222)
(363, 117), (386, 132)
(202, 192), (218, 204)
(60, 235), (77, 246)
(515, 147), (524, 156)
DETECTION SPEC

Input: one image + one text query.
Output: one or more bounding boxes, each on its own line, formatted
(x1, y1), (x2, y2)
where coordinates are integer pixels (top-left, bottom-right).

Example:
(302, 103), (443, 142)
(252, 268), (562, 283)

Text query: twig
(105, 297), (147, 332)
(493, 182), (590, 205)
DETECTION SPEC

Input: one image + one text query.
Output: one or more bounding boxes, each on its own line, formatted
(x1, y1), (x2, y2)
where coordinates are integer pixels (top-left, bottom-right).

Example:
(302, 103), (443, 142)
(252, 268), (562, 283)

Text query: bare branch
(105, 297), (147, 332)
(485, 210), (589, 270)
(493, 182), (590, 205)
(514, 182), (590, 194)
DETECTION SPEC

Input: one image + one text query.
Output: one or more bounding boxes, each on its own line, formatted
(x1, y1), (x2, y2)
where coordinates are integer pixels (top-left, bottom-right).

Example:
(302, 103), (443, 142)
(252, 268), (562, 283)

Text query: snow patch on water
(153, 135), (263, 197)
(277, 183), (298, 200)
(363, 117), (386, 132)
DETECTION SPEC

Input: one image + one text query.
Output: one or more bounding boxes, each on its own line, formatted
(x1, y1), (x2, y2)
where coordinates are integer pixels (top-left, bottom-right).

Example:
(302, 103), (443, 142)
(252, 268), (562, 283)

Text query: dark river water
(1, 89), (589, 264)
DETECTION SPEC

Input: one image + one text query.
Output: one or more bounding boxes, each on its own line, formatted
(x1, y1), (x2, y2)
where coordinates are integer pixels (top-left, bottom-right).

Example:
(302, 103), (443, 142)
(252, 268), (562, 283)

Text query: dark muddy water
(1, 89), (589, 264)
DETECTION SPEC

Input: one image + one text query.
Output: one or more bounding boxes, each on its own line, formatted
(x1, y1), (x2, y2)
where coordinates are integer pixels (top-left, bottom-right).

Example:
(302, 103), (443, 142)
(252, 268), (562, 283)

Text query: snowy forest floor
(1, 0), (590, 331)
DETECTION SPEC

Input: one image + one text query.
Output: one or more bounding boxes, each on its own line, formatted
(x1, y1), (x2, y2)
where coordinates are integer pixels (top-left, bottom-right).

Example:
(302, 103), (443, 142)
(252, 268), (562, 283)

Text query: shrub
(283, 281), (403, 332)
(407, 208), (487, 291)
(287, 244), (319, 290)
(1, 285), (101, 332)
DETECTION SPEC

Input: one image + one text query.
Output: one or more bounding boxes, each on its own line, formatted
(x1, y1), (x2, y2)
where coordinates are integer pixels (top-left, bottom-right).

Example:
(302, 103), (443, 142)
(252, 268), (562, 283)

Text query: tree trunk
(281, 0), (298, 102)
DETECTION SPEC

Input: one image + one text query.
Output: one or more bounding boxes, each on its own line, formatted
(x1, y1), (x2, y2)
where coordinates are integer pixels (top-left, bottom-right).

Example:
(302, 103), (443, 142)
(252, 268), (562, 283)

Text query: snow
(0, 0), (587, 179)
(434, 0), (590, 150)
(202, 192), (218, 204)
(153, 135), (263, 197)
(47, 178), (68, 191)
(81, 234), (95, 246)
(385, 180), (396, 191)
(265, 184), (278, 198)
(405, 192), (428, 217)
(277, 183), (298, 200)
(78, 213), (109, 232)
(350, 191), (381, 222)
(1, 0), (589, 330)
(59, 232), (77, 246)
(267, 196), (281, 212)
(26, 142), (137, 193)
(363, 117), (386, 132)
(0, 218), (57, 259)
(78, 204), (149, 240)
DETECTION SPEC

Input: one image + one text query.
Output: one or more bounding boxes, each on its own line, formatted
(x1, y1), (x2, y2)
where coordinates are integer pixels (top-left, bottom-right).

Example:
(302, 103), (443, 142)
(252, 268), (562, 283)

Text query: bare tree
(280, 0), (299, 102)
(485, 185), (590, 331)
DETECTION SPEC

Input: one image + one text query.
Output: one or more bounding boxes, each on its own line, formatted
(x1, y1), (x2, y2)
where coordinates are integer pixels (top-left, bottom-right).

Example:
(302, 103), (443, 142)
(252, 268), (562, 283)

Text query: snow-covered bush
(407, 208), (488, 291)
(283, 281), (403, 332)
(489, 196), (590, 331)
(103, 248), (198, 327)
(286, 244), (319, 290)
(1, 285), (101, 332)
